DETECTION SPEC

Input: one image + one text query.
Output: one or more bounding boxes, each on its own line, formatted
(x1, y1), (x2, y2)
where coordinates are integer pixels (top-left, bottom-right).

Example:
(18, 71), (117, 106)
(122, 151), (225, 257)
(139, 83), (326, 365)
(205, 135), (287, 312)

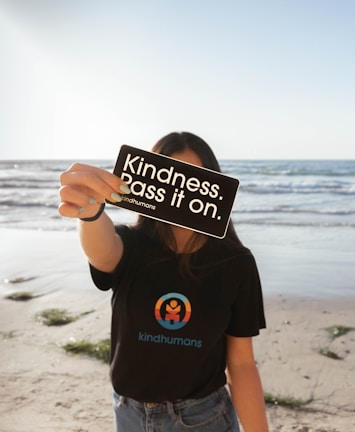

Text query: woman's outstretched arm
(59, 163), (130, 272)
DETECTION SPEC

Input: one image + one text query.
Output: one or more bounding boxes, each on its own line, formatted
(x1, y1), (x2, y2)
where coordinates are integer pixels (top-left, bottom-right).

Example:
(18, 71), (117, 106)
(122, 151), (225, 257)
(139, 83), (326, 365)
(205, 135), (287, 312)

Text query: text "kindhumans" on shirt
(138, 332), (202, 349)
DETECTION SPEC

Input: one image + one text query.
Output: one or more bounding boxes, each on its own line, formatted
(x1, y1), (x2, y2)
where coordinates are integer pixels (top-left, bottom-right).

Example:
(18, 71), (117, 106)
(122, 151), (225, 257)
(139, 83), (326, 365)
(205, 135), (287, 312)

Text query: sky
(0, 0), (354, 160)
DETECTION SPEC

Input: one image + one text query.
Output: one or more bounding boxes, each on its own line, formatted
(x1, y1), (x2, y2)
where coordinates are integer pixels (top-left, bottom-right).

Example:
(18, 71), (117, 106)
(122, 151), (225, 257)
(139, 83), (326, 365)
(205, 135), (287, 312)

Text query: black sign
(108, 145), (239, 238)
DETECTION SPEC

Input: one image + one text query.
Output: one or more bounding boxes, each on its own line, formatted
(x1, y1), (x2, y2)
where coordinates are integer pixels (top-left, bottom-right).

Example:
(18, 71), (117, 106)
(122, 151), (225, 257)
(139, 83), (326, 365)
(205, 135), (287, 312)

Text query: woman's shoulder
(197, 238), (254, 273)
(209, 236), (253, 258)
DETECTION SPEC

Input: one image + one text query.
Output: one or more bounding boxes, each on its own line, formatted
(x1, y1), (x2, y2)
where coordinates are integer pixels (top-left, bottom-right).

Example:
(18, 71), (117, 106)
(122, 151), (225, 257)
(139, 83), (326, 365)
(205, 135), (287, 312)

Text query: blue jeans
(113, 386), (240, 432)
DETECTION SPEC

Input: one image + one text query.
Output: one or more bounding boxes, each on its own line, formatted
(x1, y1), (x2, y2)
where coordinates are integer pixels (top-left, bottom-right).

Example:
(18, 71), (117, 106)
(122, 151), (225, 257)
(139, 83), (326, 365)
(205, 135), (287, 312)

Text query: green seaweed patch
(4, 276), (37, 284)
(0, 330), (20, 339)
(36, 308), (78, 326)
(5, 291), (36, 301)
(63, 339), (110, 363)
(264, 393), (312, 409)
(318, 348), (343, 360)
(325, 325), (355, 340)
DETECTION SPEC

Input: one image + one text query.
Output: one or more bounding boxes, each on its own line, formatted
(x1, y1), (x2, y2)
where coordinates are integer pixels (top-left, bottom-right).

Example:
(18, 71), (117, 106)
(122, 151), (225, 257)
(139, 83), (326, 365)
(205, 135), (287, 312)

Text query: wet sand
(1, 228), (354, 431)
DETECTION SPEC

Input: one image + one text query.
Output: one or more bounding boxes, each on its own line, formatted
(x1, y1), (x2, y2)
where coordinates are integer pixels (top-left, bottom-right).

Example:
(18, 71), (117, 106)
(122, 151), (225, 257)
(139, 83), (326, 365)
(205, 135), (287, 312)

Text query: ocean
(1, 159), (354, 297)
(1, 159), (354, 231)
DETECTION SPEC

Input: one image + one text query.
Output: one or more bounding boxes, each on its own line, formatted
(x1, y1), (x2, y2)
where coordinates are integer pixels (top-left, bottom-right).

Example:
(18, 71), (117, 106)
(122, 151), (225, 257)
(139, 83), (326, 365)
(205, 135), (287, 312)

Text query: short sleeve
(89, 225), (132, 291)
(225, 253), (266, 337)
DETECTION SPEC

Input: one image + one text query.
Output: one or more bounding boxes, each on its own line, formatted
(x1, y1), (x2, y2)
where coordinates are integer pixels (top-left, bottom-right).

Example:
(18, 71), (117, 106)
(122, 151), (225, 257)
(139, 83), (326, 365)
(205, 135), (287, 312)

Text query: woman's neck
(171, 225), (206, 253)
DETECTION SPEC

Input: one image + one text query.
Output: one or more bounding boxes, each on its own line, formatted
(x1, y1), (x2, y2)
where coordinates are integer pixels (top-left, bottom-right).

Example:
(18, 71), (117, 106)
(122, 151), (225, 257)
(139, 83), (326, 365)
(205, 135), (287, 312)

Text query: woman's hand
(58, 163), (131, 220)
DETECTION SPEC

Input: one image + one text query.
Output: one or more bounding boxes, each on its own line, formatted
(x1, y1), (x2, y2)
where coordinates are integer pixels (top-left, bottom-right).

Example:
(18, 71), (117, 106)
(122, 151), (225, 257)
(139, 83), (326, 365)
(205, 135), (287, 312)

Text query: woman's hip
(113, 386), (239, 431)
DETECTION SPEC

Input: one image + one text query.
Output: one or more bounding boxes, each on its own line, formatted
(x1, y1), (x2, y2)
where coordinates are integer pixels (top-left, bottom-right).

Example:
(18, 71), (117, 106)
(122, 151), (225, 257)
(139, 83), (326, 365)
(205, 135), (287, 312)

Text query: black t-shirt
(90, 225), (266, 402)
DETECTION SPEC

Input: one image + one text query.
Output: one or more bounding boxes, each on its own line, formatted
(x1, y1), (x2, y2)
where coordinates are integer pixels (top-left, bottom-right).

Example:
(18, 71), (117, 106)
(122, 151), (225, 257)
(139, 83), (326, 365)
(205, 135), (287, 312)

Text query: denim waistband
(115, 386), (229, 412)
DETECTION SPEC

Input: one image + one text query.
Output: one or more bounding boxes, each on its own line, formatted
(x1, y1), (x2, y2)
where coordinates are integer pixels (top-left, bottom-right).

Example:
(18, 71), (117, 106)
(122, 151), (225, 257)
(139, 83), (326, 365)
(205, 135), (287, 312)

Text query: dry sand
(1, 228), (354, 431)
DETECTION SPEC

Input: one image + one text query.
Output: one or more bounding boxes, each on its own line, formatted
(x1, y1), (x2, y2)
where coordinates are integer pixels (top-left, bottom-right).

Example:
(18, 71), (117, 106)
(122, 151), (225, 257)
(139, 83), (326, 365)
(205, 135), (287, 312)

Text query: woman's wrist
(79, 203), (106, 222)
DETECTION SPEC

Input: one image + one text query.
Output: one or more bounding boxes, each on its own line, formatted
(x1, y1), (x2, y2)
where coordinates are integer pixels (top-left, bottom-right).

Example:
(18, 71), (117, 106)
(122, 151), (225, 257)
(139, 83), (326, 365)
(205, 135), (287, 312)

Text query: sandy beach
(1, 228), (354, 432)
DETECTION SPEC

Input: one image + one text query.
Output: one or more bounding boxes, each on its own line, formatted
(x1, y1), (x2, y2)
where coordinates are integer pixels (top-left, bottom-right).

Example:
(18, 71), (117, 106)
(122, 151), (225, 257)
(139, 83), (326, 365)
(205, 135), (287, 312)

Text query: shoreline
(1, 224), (354, 299)
(1, 227), (354, 431)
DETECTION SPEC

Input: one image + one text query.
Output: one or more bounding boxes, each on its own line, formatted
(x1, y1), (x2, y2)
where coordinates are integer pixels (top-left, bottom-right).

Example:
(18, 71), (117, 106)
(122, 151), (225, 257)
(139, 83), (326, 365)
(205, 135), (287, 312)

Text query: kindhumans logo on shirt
(137, 293), (202, 348)
(154, 293), (191, 330)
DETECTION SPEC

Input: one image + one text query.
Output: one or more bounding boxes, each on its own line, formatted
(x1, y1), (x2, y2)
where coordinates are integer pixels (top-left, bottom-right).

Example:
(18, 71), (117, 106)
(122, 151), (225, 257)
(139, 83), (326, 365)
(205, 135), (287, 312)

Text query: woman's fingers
(58, 201), (83, 218)
(75, 163), (128, 190)
(61, 163), (129, 198)
(59, 185), (99, 207)
(58, 163), (131, 219)
(61, 172), (120, 203)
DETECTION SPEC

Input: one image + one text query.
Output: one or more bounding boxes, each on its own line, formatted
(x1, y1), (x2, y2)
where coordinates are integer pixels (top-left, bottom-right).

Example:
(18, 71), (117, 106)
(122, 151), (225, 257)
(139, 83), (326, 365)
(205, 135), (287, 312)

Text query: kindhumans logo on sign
(154, 293), (191, 330)
(109, 145), (239, 238)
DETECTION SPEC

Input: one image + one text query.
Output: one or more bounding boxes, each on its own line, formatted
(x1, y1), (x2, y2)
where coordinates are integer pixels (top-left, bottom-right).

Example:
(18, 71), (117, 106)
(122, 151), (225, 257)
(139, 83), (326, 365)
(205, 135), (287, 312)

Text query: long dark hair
(135, 132), (242, 274)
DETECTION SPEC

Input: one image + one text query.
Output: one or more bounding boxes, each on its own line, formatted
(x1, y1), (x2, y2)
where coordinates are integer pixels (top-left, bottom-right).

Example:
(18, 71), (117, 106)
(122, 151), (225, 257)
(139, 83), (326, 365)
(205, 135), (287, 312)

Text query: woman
(59, 132), (269, 432)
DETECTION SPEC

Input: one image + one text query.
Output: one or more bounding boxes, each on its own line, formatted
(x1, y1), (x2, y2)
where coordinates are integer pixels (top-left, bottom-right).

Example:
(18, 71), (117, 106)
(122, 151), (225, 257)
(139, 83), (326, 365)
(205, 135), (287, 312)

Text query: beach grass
(264, 393), (313, 409)
(318, 348), (343, 360)
(5, 291), (36, 301)
(36, 308), (78, 326)
(63, 339), (110, 363)
(0, 330), (19, 339)
(316, 325), (355, 360)
(325, 325), (355, 340)
(4, 276), (37, 284)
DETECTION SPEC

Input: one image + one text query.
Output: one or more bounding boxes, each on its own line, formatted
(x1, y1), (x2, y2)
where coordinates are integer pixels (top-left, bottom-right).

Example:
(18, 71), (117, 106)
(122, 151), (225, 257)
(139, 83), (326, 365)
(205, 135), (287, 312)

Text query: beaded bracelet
(79, 203), (106, 222)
